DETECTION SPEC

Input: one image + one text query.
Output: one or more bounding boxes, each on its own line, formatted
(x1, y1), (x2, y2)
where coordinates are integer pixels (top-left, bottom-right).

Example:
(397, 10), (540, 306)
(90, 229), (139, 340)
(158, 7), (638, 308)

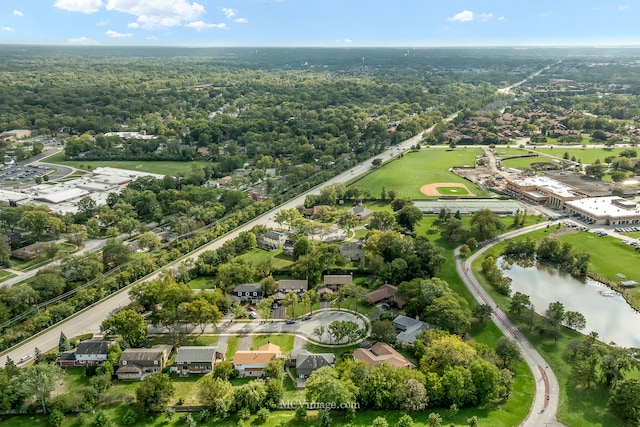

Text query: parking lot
(0, 164), (52, 187)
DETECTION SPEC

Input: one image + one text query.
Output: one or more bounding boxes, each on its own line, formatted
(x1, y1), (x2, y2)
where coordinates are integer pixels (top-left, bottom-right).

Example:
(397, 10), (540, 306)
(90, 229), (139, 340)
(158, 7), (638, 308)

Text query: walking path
(455, 222), (566, 427)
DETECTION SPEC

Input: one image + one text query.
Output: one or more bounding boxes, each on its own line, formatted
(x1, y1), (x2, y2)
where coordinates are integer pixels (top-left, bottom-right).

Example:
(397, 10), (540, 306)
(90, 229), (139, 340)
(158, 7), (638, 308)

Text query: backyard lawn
(251, 334), (294, 353)
(354, 148), (488, 199)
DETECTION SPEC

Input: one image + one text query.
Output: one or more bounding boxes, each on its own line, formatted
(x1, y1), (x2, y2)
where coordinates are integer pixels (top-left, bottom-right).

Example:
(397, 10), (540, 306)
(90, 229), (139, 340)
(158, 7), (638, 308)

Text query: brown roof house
(323, 274), (353, 290)
(116, 345), (173, 380)
(353, 342), (415, 369)
(11, 242), (45, 260)
(366, 284), (405, 308)
(233, 343), (282, 378)
(172, 345), (226, 375)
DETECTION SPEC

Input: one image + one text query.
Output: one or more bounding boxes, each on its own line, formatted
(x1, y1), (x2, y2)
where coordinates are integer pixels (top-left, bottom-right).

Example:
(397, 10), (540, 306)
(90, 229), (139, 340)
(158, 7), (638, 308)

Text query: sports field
(355, 148), (488, 199)
(534, 147), (628, 164)
(43, 151), (211, 177)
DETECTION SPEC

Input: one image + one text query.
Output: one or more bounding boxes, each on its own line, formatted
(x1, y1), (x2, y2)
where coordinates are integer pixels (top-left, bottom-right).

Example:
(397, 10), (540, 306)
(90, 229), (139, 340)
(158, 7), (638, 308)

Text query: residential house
(303, 205), (332, 219)
(291, 351), (335, 378)
(393, 315), (432, 345)
(277, 279), (308, 295)
(366, 284), (404, 308)
(351, 205), (374, 220)
(338, 242), (364, 262)
(316, 286), (334, 300)
(116, 345), (173, 380)
(58, 340), (114, 368)
(257, 230), (287, 251)
(233, 343), (282, 378)
(353, 342), (415, 368)
(11, 242), (45, 261)
(172, 345), (226, 375)
(282, 239), (295, 257)
(232, 283), (263, 304)
(216, 176), (233, 186)
(323, 274), (353, 290)
(249, 185), (269, 201)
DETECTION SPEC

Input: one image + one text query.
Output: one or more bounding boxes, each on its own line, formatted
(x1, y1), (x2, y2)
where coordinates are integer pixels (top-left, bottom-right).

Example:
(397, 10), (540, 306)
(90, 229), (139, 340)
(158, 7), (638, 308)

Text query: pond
(499, 257), (640, 348)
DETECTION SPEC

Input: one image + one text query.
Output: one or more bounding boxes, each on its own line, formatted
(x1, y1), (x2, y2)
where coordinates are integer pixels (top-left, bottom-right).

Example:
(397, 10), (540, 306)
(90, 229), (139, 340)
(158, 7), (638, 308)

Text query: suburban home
(11, 242), (45, 261)
(233, 343), (282, 378)
(116, 345), (173, 380)
(393, 315), (432, 345)
(353, 342), (415, 368)
(216, 176), (233, 186)
(366, 283), (405, 308)
(351, 203), (374, 220)
(257, 230), (287, 251)
(338, 242), (365, 262)
(316, 286), (334, 300)
(291, 351), (335, 378)
(282, 239), (295, 257)
(58, 340), (114, 368)
(172, 345), (226, 375)
(277, 279), (308, 295)
(303, 205), (332, 218)
(323, 274), (353, 290)
(232, 283), (263, 303)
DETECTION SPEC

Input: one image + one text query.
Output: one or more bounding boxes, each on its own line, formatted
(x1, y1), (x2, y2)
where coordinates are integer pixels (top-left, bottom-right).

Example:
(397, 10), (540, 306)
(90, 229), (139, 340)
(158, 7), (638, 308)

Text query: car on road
(301, 315), (311, 321)
(18, 354), (33, 364)
(286, 319), (295, 324)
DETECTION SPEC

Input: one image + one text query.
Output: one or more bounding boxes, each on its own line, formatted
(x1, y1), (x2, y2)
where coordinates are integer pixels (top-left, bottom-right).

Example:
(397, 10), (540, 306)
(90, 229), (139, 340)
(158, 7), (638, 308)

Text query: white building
(565, 196), (640, 225)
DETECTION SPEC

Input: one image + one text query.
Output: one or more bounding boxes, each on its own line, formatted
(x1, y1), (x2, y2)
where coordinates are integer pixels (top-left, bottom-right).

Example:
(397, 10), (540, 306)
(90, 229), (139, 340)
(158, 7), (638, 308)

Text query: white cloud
(447, 10), (474, 22)
(186, 21), (227, 31)
(13, 10), (24, 17)
(1, 26), (14, 32)
(54, 0), (103, 14)
(335, 38), (352, 43)
(498, 16), (505, 22)
(477, 12), (493, 22)
(234, 17), (248, 24)
(105, 0), (206, 29)
(67, 36), (98, 45)
(106, 29), (132, 37)
(221, 7), (236, 19)
(146, 35), (158, 40)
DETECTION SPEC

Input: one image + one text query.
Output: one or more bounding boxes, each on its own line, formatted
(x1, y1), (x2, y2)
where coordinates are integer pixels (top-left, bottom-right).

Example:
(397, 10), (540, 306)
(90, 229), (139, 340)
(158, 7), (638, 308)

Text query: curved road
(455, 222), (566, 427)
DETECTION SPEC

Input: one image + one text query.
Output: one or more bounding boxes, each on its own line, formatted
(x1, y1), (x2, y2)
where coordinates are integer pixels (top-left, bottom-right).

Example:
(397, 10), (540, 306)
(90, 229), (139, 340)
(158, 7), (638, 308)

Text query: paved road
(455, 222), (566, 427)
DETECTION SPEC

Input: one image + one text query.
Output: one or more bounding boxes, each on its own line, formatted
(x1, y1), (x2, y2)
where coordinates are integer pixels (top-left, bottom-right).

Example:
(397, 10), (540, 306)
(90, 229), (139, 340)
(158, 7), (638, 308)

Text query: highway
(455, 223), (566, 427)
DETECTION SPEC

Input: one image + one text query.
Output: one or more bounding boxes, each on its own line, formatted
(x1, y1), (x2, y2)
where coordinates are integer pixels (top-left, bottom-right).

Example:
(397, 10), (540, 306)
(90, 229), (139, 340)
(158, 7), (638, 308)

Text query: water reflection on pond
(499, 256), (640, 348)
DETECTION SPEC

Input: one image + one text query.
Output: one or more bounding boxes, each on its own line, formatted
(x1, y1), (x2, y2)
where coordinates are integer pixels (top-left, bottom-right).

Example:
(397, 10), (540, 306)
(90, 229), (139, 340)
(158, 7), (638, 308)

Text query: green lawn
(354, 148), (488, 199)
(236, 248), (294, 270)
(186, 276), (215, 290)
(43, 151), (212, 177)
(436, 186), (470, 195)
(251, 334), (294, 354)
(534, 147), (628, 164)
(501, 155), (554, 170)
(0, 270), (17, 282)
(225, 336), (240, 360)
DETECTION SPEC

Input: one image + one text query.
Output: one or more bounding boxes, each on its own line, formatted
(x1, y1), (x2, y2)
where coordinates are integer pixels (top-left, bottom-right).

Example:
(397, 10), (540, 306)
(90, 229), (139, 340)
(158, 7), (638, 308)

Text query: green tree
(337, 212), (359, 234)
(102, 238), (131, 272)
(100, 309), (148, 347)
(58, 332), (70, 353)
(13, 363), (65, 414)
(371, 319), (397, 343)
(136, 373), (175, 413)
(48, 408), (65, 427)
(395, 205), (423, 231)
(469, 209), (504, 242)
(199, 376), (234, 418)
(423, 293), (471, 336)
(372, 416), (389, 427)
(608, 378), (640, 425)
(495, 336), (521, 368)
(397, 414), (414, 427)
(427, 412), (443, 427)
(305, 366), (357, 408)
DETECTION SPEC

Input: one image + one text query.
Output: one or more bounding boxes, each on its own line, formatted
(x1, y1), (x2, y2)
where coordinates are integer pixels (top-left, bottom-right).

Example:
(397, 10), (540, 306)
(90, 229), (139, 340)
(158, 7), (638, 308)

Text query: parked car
(246, 306), (256, 312)
(18, 354), (33, 364)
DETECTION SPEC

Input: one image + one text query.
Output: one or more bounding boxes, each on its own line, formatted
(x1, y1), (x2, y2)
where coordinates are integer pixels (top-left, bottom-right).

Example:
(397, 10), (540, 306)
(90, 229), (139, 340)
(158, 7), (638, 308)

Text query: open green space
(0, 270), (17, 282)
(43, 151), (211, 177)
(471, 227), (632, 426)
(534, 147), (628, 164)
(354, 148), (488, 199)
(501, 155), (552, 170)
(225, 336), (240, 360)
(251, 334), (294, 353)
(236, 248), (294, 271)
(186, 276), (215, 290)
(436, 186), (470, 195)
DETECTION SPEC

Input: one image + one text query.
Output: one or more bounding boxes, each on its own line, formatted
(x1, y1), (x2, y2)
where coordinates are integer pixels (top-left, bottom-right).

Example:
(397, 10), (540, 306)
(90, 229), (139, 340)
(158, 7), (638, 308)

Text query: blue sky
(0, 1), (638, 47)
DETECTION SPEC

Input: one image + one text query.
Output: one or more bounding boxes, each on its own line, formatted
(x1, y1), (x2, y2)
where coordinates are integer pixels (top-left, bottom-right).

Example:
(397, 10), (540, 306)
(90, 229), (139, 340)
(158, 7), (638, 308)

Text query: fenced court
(414, 199), (527, 216)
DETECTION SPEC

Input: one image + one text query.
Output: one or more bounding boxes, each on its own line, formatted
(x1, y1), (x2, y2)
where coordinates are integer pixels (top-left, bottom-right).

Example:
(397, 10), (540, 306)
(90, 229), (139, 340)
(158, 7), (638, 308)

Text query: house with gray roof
(291, 351), (335, 378)
(116, 345), (173, 380)
(339, 241), (365, 261)
(257, 230), (287, 251)
(58, 339), (115, 368)
(323, 274), (353, 290)
(232, 283), (263, 303)
(172, 345), (226, 375)
(278, 279), (308, 294)
(393, 315), (432, 345)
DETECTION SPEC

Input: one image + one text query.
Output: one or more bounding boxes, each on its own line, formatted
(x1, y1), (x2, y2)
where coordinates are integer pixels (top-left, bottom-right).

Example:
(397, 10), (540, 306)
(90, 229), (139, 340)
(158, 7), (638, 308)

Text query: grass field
(436, 186), (470, 195)
(354, 148), (488, 199)
(251, 334), (294, 353)
(534, 147), (628, 164)
(236, 248), (294, 270)
(43, 151), (211, 177)
(501, 155), (552, 170)
(0, 270), (16, 282)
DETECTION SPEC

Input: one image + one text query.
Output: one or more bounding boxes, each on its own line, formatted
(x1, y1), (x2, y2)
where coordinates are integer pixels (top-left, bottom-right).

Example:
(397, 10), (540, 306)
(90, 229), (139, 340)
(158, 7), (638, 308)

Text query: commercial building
(505, 176), (585, 209)
(564, 196), (640, 225)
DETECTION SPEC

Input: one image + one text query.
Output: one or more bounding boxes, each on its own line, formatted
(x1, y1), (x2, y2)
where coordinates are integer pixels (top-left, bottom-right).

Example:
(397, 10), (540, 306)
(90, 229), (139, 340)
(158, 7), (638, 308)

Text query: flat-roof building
(565, 196), (640, 225)
(506, 176), (585, 209)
